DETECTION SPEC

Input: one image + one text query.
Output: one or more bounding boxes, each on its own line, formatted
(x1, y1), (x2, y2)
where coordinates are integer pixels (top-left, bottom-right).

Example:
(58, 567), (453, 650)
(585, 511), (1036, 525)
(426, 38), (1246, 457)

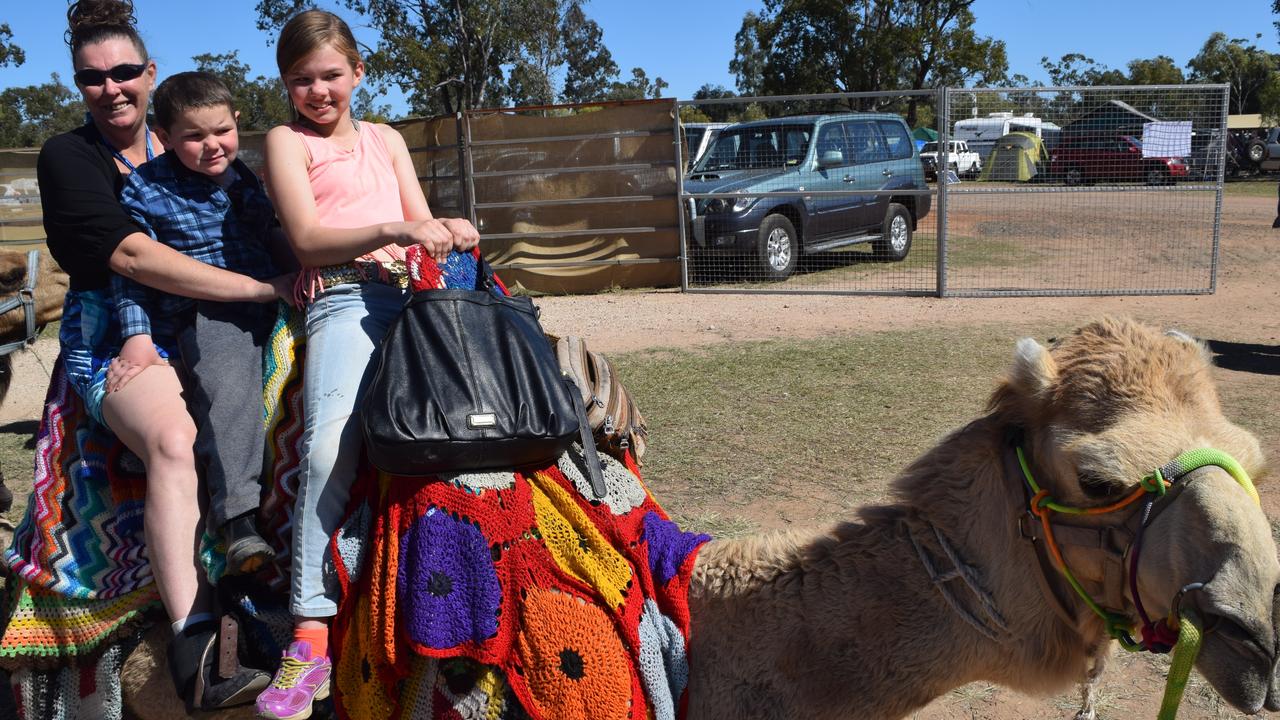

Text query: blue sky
(3, 0), (1278, 116)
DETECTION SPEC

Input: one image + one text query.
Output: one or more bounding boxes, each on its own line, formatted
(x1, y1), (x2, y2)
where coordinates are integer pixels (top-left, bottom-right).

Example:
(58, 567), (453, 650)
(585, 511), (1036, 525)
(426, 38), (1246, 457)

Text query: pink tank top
(289, 121), (408, 299)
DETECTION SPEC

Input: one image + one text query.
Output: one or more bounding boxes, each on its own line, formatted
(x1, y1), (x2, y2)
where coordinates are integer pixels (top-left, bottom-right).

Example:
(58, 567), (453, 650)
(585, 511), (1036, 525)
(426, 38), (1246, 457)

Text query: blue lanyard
(88, 118), (154, 171)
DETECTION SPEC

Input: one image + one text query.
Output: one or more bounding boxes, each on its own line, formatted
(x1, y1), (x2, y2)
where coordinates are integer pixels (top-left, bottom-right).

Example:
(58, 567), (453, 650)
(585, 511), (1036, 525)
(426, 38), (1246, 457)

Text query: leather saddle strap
(565, 375), (607, 498)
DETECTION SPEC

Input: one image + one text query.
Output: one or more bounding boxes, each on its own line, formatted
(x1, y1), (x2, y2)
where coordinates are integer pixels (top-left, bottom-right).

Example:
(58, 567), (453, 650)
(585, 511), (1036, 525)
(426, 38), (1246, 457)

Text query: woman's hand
(441, 217), (480, 253)
(107, 334), (168, 393)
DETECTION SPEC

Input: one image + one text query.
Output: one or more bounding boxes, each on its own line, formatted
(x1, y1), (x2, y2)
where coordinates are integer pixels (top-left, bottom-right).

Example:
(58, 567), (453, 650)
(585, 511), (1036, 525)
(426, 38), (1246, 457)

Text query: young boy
(111, 71), (294, 575)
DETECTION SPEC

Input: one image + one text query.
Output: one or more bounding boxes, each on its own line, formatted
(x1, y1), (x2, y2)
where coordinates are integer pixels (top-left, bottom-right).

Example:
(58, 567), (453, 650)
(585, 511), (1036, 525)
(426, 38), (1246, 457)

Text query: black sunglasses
(73, 63), (148, 87)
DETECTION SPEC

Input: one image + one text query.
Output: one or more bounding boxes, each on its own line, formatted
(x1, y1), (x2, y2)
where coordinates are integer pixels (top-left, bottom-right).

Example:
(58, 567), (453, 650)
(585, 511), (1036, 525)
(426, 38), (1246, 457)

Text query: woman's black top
(37, 125), (144, 291)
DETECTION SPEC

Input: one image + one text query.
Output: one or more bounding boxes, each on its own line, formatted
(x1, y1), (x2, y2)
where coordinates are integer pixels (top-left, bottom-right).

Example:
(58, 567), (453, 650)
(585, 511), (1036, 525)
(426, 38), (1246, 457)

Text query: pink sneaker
(255, 641), (331, 720)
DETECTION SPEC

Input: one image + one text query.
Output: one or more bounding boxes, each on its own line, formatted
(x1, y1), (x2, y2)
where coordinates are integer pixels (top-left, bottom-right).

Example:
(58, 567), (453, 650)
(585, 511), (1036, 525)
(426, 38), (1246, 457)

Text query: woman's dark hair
(66, 0), (148, 63)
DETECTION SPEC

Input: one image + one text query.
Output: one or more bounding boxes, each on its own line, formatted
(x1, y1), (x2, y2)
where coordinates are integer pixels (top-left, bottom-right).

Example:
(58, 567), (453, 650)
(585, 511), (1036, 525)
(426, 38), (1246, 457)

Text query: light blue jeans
(291, 280), (408, 618)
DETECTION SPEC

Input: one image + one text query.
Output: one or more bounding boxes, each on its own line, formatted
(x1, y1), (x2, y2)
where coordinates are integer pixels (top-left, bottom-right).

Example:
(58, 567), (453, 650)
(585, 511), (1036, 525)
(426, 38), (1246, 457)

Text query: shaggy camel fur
(110, 318), (1280, 720)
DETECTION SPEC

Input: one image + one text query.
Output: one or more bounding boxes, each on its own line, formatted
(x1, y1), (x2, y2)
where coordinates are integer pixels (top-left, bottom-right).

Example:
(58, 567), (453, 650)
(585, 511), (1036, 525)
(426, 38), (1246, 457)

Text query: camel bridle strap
(0, 250), (41, 357)
(1016, 445), (1257, 653)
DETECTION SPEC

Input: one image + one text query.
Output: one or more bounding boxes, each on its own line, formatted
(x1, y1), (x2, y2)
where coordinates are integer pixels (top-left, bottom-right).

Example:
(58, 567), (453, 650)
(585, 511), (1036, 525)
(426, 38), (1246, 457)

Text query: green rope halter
(1017, 446), (1257, 719)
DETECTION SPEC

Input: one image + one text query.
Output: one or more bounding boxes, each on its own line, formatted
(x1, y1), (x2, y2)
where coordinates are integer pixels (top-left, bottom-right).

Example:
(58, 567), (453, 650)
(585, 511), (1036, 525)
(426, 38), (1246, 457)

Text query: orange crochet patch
(515, 587), (634, 720)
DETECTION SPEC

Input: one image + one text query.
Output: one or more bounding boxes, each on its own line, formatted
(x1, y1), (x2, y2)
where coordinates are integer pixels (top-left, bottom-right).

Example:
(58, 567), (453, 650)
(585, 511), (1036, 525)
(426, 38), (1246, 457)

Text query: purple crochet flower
(397, 508), (501, 649)
(642, 512), (711, 585)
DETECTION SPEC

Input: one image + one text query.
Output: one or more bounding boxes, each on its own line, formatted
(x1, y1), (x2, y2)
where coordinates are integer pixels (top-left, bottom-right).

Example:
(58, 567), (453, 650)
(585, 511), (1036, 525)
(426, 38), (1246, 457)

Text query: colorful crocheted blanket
(327, 445), (708, 720)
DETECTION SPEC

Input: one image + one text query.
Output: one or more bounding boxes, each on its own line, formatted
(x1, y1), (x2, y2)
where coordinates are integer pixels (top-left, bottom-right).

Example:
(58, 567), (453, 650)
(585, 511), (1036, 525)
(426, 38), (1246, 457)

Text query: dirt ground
(1, 193), (1278, 719)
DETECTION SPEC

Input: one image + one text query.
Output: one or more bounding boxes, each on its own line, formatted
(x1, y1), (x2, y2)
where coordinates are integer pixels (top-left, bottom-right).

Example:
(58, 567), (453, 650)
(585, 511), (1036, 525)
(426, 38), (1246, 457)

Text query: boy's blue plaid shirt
(113, 152), (279, 340)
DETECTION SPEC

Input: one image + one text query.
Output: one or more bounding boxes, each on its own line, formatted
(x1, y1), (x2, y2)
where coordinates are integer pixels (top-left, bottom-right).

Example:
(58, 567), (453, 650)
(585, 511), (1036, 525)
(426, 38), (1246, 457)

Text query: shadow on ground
(1207, 340), (1280, 376)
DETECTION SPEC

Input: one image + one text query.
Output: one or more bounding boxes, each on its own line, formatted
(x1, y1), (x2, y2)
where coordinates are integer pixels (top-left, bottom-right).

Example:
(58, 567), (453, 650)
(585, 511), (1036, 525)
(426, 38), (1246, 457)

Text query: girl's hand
(395, 219), (454, 263)
(441, 217), (480, 252)
(107, 334), (167, 393)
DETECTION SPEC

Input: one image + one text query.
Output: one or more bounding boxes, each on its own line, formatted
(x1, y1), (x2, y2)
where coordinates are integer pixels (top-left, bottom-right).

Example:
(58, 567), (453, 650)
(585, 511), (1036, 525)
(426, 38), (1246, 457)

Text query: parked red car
(1049, 134), (1189, 185)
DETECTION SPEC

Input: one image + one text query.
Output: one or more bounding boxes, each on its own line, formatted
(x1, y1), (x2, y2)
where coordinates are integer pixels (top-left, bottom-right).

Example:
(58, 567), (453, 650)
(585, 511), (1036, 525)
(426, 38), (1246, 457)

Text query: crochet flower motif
(334, 589), (400, 719)
(529, 472), (633, 609)
(557, 446), (647, 515)
(516, 587), (633, 720)
(637, 599), (690, 720)
(642, 512), (712, 585)
(440, 470), (517, 494)
(397, 508), (502, 650)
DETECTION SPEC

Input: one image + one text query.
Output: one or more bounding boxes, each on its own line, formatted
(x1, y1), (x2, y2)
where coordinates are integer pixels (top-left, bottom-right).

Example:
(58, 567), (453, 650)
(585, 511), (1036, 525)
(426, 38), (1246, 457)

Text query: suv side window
(783, 128), (812, 166)
(877, 120), (913, 160)
(815, 123), (849, 166)
(844, 121), (880, 164)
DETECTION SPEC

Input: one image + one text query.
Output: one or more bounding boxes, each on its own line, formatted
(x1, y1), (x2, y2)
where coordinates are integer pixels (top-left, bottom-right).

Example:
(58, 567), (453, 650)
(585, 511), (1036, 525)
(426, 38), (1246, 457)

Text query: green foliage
(679, 106), (711, 123)
(560, 1), (617, 105)
(1186, 32), (1280, 116)
(0, 74), (82, 149)
(0, 23), (25, 68)
(604, 67), (667, 101)
(257, 0), (662, 114)
(352, 87), (394, 123)
(731, 0), (1006, 126)
(192, 51), (293, 130)
(1127, 56), (1184, 86)
(691, 84), (737, 122)
(1039, 53), (1128, 87)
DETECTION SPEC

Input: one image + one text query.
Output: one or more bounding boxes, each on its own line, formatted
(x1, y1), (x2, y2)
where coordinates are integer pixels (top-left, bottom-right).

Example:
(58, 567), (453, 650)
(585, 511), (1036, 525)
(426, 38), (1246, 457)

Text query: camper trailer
(953, 112), (1059, 163)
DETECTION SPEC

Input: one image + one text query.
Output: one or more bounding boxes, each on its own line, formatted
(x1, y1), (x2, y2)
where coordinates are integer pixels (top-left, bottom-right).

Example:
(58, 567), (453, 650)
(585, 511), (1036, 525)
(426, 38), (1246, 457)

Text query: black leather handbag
(361, 256), (605, 496)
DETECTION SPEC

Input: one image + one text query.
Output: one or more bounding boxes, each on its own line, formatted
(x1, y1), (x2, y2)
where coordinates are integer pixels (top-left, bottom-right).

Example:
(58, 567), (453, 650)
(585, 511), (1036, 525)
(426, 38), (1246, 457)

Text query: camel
(0, 248), (67, 406)
(95, 318), (1280, 718)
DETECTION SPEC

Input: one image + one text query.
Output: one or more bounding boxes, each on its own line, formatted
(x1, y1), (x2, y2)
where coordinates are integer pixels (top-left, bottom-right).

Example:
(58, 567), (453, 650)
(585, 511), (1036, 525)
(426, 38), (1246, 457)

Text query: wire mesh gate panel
(939, 85), (1227, 296)
(678, 91), (940, 294)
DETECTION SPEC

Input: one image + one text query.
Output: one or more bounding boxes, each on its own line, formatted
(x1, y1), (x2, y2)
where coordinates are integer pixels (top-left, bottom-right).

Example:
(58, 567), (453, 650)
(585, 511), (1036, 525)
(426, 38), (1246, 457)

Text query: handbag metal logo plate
(468, 413), (498, 429)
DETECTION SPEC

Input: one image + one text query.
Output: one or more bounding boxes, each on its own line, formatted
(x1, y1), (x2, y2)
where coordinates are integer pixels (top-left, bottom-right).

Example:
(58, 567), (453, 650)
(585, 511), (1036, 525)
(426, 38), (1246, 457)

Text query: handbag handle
(565, 374), (608, 499)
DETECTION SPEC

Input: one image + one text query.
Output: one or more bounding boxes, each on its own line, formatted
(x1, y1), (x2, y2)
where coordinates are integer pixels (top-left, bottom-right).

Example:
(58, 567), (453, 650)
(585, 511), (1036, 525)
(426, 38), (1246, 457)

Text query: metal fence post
(1209, 83), (1228, 295)
(673, 104), (689, 291)
(937, 86), (949, 298)
(461, 111), (479, 228)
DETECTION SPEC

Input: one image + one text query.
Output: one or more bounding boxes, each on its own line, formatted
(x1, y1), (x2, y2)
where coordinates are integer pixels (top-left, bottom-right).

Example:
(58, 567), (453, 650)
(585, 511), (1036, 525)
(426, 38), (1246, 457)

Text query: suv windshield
(921, 142), (938, 153)
(694, 124), (813, 171)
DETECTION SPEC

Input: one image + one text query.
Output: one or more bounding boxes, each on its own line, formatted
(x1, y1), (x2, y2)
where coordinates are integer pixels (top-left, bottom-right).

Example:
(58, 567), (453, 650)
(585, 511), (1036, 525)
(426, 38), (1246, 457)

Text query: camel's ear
(1010, 337), (1057, 397)
(1165, 328), (1213, 365)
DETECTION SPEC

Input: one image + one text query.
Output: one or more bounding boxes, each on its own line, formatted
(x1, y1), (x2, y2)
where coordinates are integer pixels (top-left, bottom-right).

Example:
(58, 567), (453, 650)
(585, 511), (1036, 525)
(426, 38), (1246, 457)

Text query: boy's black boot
(223, 512), (275, 575)
(167, 618), (270, 713)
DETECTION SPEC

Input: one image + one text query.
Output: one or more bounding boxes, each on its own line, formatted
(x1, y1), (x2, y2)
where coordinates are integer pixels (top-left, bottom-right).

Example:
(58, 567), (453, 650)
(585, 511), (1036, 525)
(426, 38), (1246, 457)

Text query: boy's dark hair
(152, 71), (234, 130)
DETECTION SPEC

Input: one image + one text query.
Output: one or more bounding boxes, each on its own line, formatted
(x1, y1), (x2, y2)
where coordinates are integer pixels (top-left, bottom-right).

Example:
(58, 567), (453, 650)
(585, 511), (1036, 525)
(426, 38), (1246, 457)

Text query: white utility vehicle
(919, 139), (982, 177)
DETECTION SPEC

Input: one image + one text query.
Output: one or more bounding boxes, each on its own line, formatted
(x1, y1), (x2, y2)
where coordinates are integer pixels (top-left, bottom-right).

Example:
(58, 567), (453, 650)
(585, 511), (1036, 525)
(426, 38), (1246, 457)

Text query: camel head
(0, 248), (68, 345)
(991, 316), (1279, 714)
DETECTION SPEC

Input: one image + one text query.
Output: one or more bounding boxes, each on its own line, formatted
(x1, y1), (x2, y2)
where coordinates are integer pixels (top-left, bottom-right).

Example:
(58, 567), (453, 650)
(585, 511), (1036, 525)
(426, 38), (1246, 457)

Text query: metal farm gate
(675, 85), (1228, 297)
(6, 86), (1227, 298)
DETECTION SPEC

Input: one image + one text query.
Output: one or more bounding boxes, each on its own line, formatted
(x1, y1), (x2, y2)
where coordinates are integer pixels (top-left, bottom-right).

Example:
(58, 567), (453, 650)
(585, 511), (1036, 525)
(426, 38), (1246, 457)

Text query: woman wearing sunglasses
(30, 0), (276, 711)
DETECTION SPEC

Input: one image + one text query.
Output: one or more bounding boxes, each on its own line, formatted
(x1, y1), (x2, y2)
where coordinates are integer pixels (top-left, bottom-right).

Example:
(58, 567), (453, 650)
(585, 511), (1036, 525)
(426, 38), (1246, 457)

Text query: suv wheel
(1145, 167), (1169, 186)
(873, 204), (912, 262)
(1064, 166), (1084, 186)
(756, 214), (798, 280)
(1248, 141), (1268, 164)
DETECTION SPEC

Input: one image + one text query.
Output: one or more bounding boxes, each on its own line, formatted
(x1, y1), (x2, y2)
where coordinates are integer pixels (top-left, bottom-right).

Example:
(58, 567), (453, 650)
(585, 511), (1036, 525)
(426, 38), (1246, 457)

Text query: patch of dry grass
(615, 322), (1280, 533)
